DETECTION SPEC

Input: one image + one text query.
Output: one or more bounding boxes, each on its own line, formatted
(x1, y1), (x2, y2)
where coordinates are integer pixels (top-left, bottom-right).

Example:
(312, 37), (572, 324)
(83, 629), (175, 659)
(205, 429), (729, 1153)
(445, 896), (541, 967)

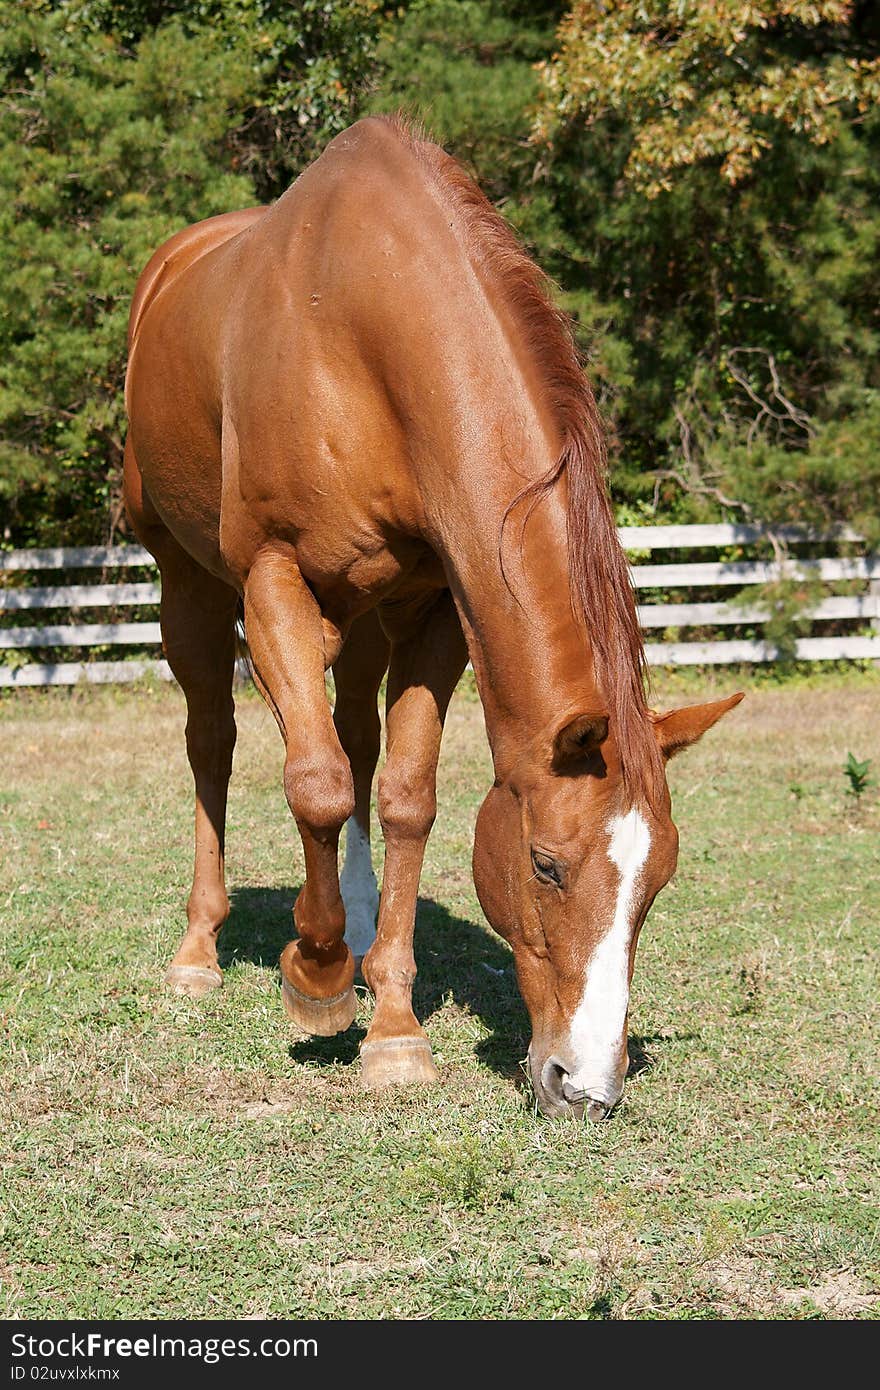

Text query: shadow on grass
(412, 898), (528, 1080)
(223, 886), (528, 1077)
(222, 886), (688, 1084)
(221, 885), (296, 970)
(287, 1027), (367, 1066)
(627, 1031), (699, 1078)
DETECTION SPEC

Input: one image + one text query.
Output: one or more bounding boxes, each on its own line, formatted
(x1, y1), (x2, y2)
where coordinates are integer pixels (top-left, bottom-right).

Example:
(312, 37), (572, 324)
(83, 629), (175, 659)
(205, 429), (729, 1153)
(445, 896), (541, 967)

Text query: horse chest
(295, 530), (446, 620)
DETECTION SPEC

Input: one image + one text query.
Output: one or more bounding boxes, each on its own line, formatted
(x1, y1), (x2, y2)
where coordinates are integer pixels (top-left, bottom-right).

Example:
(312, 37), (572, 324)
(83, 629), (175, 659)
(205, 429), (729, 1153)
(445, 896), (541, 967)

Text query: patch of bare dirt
(699, 1255), (779, 1316)
(780, 1270), (879, 1317)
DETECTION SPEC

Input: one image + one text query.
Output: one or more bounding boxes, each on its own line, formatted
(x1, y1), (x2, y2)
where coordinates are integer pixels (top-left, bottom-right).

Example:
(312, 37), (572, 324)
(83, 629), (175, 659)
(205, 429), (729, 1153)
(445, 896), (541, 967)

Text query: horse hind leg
(159, 564), (238, 996)
(124, 440), (238, 996)
(150, 567), (238, 995)
(332, 611), (390, 970)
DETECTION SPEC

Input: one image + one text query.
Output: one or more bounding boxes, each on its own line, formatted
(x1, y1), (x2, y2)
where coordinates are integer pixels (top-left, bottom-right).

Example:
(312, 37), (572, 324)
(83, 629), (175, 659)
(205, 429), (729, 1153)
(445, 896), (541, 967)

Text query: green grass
(1, 668), (878, 1319)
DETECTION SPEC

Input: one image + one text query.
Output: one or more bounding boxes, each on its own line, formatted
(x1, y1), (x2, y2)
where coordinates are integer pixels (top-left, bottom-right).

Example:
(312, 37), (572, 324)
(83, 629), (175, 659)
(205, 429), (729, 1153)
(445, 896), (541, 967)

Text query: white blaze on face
(340, 817), (379, 958)
(566, 808), (652, 1106)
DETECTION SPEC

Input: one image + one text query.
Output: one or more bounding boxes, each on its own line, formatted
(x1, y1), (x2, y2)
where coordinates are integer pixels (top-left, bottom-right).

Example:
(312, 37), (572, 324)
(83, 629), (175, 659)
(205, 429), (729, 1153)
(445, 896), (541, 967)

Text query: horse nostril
(540, 1057), (585, 1119)
(540, 1056), (567, 1101)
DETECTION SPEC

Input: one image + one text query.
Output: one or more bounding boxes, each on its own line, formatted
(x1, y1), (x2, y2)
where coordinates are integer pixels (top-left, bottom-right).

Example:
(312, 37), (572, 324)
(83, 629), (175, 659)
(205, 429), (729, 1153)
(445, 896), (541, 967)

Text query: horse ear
(649, 692), (744, 761)
(552, 711), (609, 769)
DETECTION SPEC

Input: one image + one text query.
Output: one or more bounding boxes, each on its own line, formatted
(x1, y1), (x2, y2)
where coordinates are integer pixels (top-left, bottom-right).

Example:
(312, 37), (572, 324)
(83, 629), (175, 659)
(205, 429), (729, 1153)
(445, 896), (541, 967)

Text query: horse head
(472, 693), (743, 1119)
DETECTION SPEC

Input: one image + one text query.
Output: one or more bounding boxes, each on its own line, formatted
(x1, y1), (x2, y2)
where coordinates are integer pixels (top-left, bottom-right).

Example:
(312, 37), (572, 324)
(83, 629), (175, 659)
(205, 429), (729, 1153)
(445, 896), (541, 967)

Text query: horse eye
(531, 849), (564, 888)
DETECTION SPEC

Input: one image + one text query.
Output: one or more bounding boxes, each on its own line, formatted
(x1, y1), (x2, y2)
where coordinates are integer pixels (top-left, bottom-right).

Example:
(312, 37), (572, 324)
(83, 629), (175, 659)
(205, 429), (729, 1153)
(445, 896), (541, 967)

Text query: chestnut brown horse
(124, 117), (742, 1119)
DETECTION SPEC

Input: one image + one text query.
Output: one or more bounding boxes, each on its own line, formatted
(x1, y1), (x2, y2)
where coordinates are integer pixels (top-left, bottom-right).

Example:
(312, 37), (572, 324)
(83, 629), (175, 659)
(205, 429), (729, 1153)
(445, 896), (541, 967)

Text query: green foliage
(398, 1134), (517, 1211)
(530, 2), (880, 526)
(535, 2), (880, 195)
(0, 0), (380, 545)
(64, 2), (383, 199)
(843, 750), (872, 799)
(2, 0), (878, 544)
(0, 5), (251, 543)
(754, 573), (827, 664)
(365, 0), (556, 196)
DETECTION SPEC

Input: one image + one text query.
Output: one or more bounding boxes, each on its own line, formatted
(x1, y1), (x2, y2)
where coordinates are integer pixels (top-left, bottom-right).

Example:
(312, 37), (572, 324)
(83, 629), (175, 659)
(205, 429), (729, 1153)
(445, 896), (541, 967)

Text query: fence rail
(1, 525), (877, 687)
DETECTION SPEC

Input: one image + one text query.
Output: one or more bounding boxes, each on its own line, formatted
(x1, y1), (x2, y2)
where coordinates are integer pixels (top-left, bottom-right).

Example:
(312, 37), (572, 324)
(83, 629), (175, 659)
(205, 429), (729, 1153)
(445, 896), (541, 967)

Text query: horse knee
(378, 761), (436, 842)
(284, 753), (355, 836)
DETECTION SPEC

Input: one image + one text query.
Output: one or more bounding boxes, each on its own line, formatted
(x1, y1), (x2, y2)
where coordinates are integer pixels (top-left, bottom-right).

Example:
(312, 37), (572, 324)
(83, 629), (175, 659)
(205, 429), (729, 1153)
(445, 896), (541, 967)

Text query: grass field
(1, 667), (878, 1320)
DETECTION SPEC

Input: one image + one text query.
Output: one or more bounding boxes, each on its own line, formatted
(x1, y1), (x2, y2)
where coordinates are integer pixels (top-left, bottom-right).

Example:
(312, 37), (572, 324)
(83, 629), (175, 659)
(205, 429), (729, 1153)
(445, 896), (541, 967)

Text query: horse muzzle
(530, 1047), (623, 1122)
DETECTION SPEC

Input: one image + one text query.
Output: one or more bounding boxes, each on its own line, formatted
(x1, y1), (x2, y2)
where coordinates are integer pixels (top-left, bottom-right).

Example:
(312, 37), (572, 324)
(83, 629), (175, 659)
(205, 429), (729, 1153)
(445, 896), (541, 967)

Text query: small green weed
(398, 1135), (517, 1212)
(843, 751), (873, 801)
(734, 957), (768, 1016)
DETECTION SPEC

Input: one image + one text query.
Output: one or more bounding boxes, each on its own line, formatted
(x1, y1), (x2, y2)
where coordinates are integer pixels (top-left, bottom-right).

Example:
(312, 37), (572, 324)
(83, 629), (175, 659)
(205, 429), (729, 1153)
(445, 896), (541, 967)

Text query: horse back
(124, 119), (498, 603)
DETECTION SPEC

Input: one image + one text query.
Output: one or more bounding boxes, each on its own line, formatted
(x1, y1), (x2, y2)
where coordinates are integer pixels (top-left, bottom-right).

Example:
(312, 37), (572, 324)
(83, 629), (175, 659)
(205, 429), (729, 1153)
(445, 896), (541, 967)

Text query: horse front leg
(243, 547), (357, 1035)
(360, 591), (468, 1089)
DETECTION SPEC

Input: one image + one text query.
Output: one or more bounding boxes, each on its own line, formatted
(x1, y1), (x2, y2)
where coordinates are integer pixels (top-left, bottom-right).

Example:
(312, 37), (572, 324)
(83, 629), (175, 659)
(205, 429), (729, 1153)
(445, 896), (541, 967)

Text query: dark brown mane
(378, 115), (663, 806)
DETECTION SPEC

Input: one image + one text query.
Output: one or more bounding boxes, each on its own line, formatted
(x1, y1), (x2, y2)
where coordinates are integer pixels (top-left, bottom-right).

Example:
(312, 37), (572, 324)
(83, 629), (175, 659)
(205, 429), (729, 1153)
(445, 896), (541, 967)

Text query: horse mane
(375, 115), (663, 806)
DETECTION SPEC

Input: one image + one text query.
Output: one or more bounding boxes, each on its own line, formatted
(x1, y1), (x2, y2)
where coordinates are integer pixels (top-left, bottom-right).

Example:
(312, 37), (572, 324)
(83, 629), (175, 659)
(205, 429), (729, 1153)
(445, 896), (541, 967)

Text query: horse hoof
(281, 975), (357, 1037)
(165, 964), (222, 998)
(359, 1036), (439, 1090)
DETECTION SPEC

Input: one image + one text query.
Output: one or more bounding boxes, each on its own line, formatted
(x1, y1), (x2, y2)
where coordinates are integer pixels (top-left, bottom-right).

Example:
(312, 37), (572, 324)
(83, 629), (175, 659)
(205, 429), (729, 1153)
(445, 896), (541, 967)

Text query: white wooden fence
(1, 526), (878, 687)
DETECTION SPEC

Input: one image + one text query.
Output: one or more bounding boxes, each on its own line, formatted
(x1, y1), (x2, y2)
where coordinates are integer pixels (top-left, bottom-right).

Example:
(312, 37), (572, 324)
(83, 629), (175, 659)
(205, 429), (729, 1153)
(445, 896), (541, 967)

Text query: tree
(365, 1), (560, 198)
(532, 1), (880, 534)
(535, 2), (880, 197)
(63, 1), (383, 199)
(0, 6), (257, 543)
(0, 0), (381, 545)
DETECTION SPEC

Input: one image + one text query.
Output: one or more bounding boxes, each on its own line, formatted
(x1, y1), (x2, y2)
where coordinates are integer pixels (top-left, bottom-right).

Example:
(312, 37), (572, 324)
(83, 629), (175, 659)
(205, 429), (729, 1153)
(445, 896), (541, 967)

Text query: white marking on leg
(567, 808), (652, 1106)
(341, 816), (379, 958)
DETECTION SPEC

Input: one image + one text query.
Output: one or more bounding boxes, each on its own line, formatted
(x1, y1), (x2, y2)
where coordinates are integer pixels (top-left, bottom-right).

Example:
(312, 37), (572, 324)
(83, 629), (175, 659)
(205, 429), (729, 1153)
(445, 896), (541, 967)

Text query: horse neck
(426, 424), (607, 781)
(375, 195), (625, 781)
